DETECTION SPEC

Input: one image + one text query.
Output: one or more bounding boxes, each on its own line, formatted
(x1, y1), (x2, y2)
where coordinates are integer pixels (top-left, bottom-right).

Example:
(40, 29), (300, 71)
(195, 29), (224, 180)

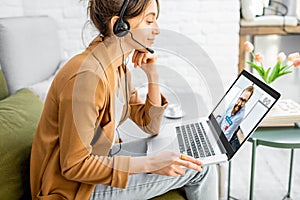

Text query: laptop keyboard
(176, 122), (215, 158)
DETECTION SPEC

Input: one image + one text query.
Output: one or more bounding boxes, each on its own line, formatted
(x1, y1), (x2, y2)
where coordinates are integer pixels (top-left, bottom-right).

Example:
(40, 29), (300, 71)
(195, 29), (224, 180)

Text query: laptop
(147, 70), (281, 165)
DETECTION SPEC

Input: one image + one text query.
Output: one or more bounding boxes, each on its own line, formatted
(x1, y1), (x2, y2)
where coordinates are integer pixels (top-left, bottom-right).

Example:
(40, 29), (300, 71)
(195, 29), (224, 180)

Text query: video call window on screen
(213, 74), (276, 152)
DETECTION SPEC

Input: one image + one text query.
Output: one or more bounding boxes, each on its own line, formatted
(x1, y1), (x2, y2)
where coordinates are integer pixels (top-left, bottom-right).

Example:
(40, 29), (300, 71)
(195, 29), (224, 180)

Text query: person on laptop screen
(217, 85), (254, 141)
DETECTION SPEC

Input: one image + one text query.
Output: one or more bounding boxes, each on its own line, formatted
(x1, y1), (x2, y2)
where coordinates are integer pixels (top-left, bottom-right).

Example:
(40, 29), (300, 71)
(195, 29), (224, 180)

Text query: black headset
(113, 0), (154, 54)
(113, 0), (131, 37)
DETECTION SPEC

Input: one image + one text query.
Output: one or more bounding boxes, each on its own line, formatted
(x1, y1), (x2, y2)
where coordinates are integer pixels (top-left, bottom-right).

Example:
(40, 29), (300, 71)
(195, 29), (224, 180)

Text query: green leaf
(271, 71), (293, 82)
(268, 61), (281, 83)
(247, 62), (265, 77)
(263, 67), (271, 83)
(280, 65), (289, 71)
(278, 71), (292, 76)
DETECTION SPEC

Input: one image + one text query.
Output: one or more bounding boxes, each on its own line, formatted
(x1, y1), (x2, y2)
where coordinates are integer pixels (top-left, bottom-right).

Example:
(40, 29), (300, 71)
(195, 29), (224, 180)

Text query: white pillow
(241, 0), (270, 21)
(0, 16), (62, 94)
(27, 77), (54, 102)
(27, 60), (66, 102)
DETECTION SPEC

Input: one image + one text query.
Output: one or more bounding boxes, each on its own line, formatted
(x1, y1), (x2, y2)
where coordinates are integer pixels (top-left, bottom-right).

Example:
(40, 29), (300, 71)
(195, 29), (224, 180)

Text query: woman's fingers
(168, 171), (180, 177)
(177, 159), (202, 172)
(165, 165), (185, 177)
(142, 55), (148, 64)
(132, 50), (155, 68)
(174, 166), (186, 176)
(149, 151), (202, 177)
(175, 154), (203, 172)
(132, 50), (144, 67)
(135, 52), (144, 67)
(132, 50), (139, 64)
(179, 154), (203, 166)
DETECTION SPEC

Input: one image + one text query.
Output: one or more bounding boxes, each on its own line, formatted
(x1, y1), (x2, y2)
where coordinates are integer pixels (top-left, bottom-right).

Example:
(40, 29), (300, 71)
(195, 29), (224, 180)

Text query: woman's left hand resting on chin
(131, 50), (161, 106)
(132, 50), (158, 80)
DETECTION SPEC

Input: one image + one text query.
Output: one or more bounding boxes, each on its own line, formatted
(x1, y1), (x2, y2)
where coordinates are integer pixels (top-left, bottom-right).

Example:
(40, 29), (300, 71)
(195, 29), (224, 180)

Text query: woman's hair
(87, 0), (160, 37)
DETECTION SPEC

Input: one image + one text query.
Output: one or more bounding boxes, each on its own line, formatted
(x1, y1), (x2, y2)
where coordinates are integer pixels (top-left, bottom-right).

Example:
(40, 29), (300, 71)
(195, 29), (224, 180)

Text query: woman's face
(126, 0), (160, 52)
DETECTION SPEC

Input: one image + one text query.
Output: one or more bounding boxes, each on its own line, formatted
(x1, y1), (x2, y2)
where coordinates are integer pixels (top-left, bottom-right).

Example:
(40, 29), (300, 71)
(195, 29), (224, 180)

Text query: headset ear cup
(113, 18), (130, 37)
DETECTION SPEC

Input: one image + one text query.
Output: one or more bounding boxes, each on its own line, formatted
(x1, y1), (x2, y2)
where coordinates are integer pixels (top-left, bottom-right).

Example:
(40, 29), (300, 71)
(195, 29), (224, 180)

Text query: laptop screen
(209, 70), (280, 159)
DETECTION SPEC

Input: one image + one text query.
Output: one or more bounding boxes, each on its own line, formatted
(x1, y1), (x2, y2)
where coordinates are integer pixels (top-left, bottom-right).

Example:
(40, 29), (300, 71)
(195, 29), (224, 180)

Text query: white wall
(159, 0), (240, 91)
(0, 0), (240, 90)
(0, 0), (23, 16)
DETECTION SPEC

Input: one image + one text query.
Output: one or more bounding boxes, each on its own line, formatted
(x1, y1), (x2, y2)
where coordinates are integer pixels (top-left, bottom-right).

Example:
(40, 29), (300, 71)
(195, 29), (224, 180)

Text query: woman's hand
(147, 150), (203, 176)
(131, 50), (161, 106)
(132, 50), (158, 78)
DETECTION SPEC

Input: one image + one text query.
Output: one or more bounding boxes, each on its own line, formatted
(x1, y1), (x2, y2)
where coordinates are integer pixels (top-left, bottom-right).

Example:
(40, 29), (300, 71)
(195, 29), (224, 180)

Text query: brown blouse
(30, 37), (168, 200)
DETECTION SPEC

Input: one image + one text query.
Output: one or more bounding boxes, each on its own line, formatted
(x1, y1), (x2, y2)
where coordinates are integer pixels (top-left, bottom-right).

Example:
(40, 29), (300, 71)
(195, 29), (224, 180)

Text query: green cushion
(0, 69), (8, 100)
(0, 88), (43, 199)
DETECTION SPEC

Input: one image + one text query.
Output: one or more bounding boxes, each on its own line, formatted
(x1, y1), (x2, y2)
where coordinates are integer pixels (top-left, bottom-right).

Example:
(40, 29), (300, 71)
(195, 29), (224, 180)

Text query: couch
(0, 16), (64, 199)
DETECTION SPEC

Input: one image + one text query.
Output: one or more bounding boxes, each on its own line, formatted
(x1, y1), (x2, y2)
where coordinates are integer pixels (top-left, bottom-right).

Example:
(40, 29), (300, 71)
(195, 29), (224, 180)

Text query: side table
(228, 125), (300, 200)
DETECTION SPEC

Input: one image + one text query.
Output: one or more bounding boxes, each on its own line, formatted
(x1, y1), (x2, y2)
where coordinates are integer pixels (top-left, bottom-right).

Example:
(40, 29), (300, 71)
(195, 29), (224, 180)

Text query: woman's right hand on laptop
(129, 150), (202, 176)
(147, 150), (203, 176)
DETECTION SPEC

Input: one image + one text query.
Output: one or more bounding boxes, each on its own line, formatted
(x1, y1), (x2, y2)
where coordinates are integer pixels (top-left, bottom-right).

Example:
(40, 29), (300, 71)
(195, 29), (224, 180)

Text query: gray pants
(89, 139), (218, 200)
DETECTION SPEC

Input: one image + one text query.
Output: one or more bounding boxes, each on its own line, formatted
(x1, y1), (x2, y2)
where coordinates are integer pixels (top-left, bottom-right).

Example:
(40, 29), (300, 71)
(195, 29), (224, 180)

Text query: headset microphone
(128, 31), (154, 54)
(113, 0), (155, 54)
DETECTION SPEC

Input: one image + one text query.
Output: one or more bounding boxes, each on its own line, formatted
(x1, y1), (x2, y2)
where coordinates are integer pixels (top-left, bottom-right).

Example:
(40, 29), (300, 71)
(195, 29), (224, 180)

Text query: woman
(30, 0), (218, 199)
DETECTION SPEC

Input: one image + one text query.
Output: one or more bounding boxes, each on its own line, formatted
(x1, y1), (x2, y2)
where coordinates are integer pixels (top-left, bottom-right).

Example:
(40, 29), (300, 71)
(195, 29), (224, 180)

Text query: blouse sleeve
(127, 71), (168, 135)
